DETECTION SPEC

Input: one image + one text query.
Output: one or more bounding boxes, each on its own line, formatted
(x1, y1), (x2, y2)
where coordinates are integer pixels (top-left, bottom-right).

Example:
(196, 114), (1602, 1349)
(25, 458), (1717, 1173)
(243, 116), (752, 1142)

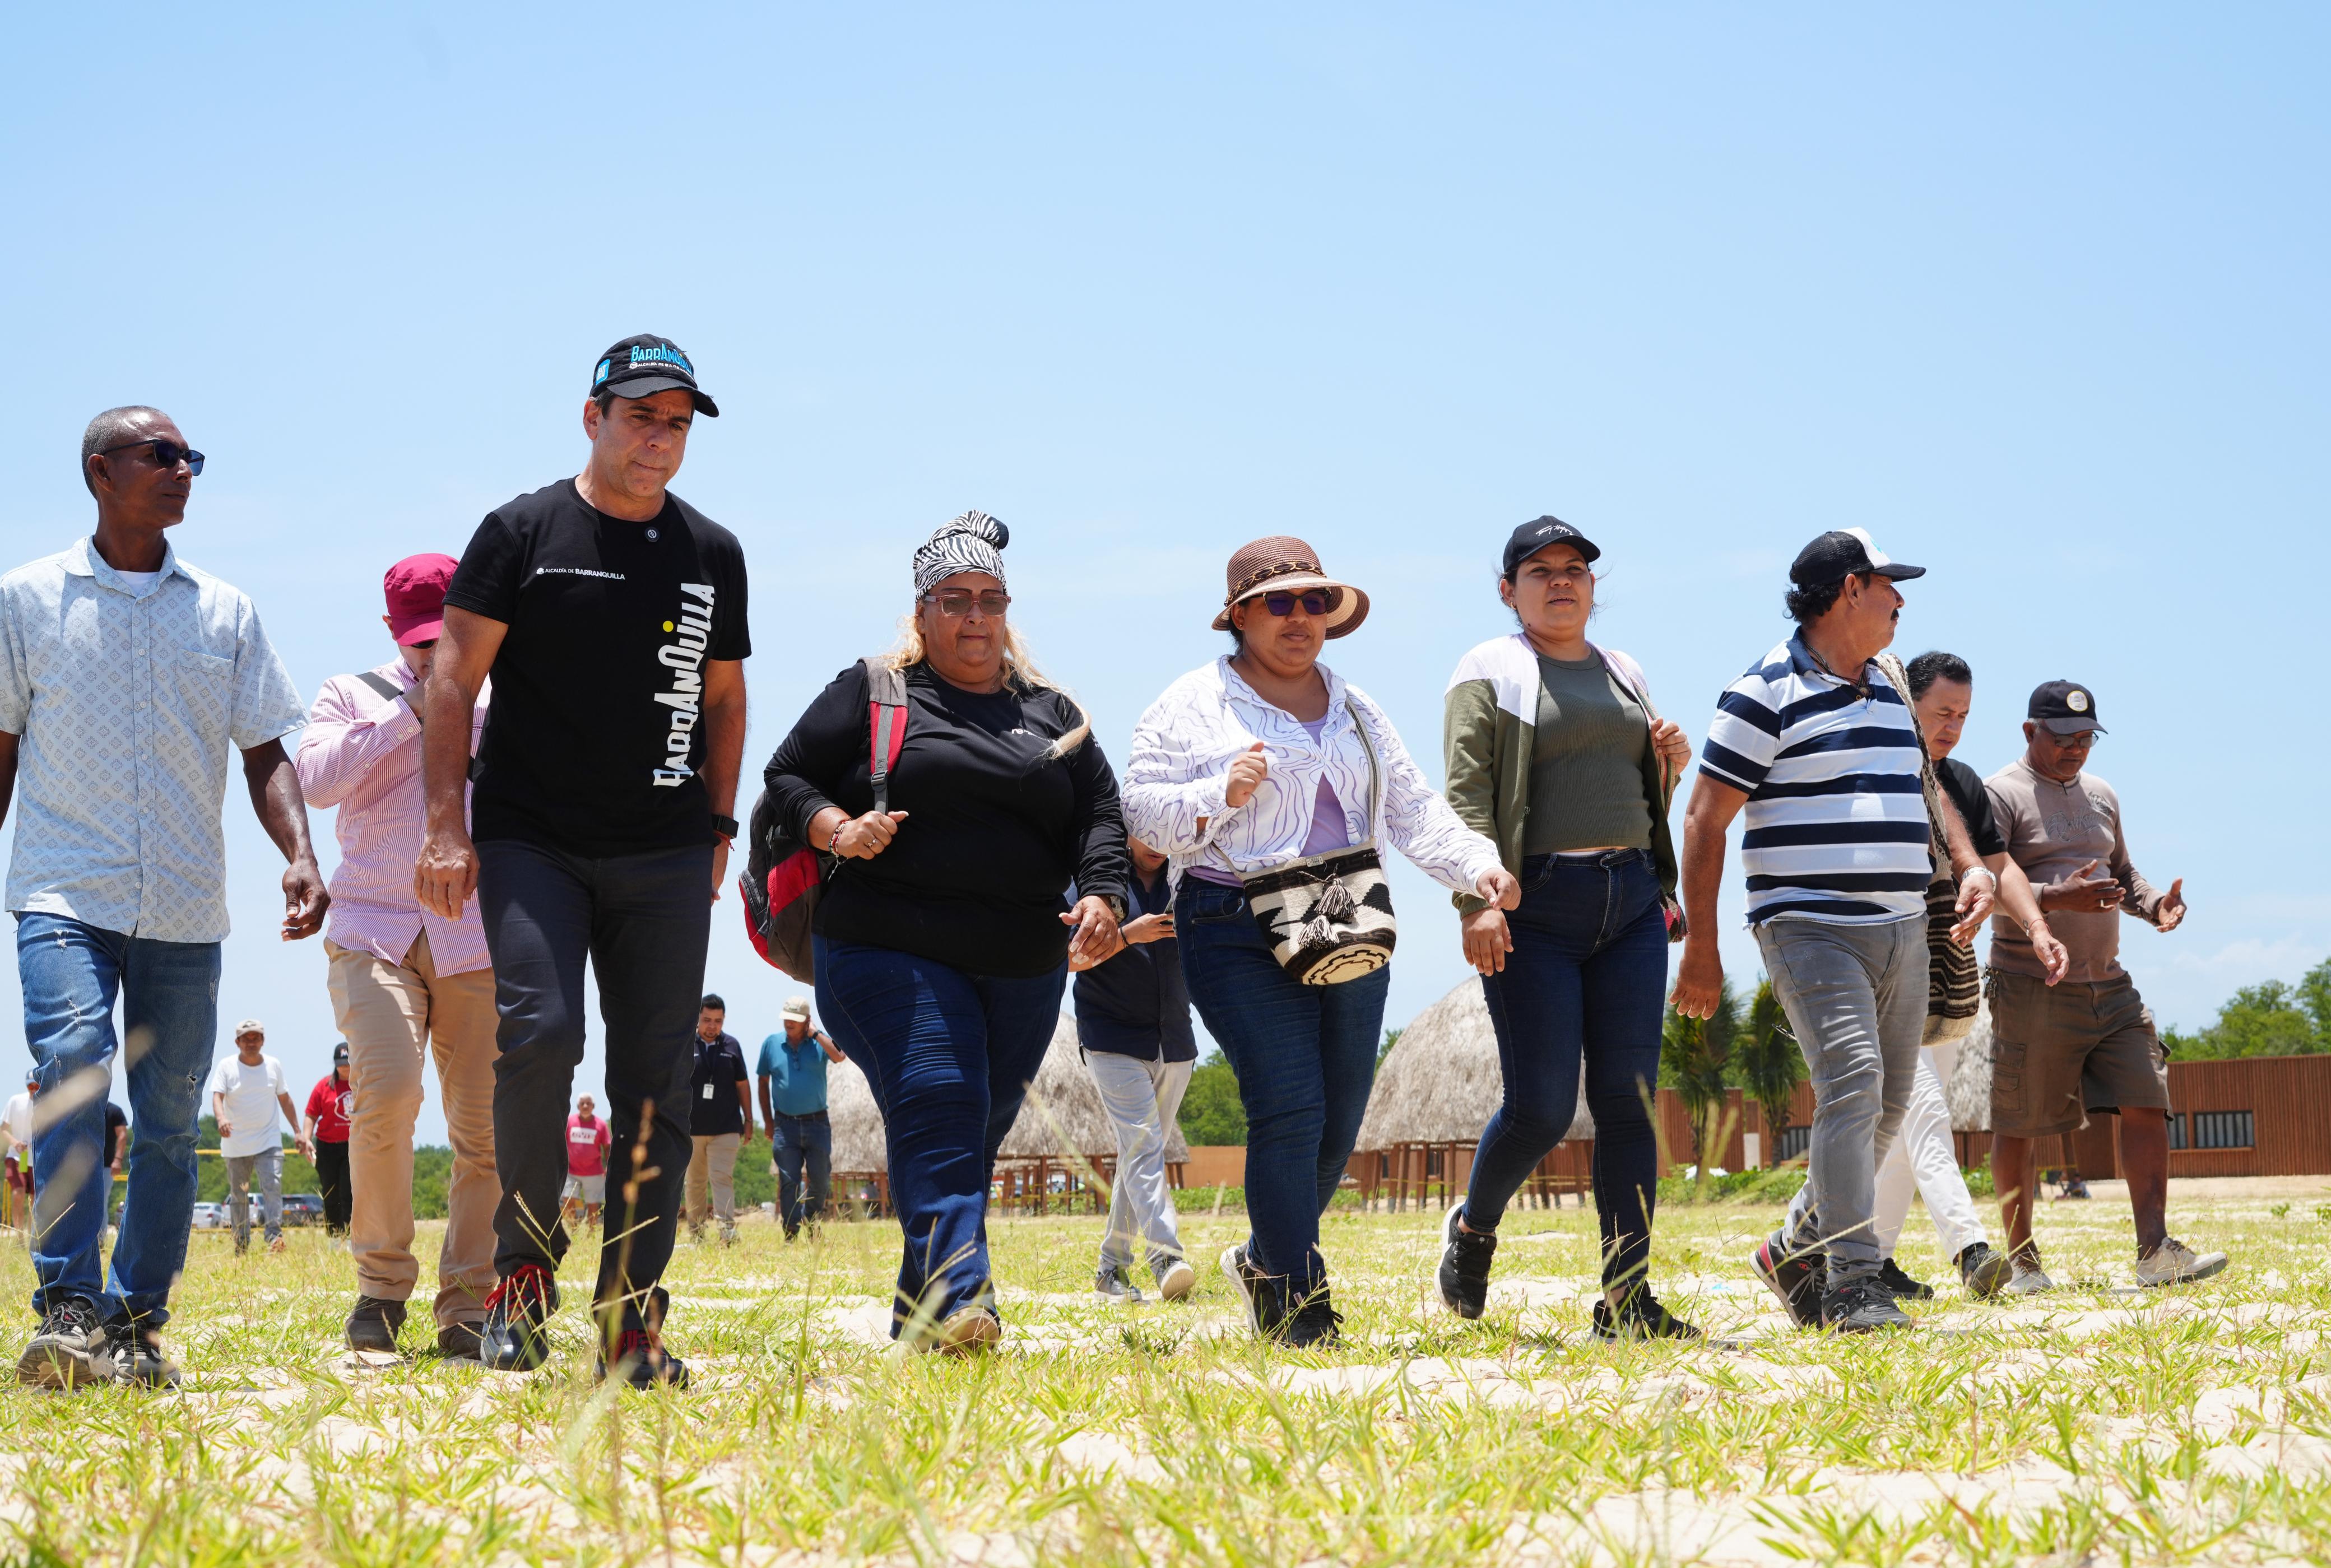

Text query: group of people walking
(0, 329), (2224, 1392)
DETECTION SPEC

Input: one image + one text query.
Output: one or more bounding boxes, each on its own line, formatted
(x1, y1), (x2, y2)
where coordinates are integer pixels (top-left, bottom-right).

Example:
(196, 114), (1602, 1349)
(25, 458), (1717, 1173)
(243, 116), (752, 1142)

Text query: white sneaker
(2004, 1263), (2056, 1297)
(2135, 1237), (2229, 1288)
(1155, 1259), (1197, 1301)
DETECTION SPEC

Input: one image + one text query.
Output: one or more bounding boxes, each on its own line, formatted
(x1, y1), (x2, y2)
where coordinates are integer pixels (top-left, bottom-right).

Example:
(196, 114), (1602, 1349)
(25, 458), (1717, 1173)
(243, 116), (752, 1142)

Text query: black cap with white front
(1789, 527), (1925, 587)
(2028, 679), (2106, 736)
(590, 334), (719, 417)
(1502, 515), (1601, 579)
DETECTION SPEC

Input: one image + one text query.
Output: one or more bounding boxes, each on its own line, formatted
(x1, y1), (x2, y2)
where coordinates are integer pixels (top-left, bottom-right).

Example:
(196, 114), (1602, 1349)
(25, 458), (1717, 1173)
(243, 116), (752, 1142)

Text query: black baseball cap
(2028, 679), (2106, 736)
(590, 334), (719, 417)
(1789, 528), (1925, 588)
(332, 1041), (350, 1064)
(1502, 515), (1601, 579)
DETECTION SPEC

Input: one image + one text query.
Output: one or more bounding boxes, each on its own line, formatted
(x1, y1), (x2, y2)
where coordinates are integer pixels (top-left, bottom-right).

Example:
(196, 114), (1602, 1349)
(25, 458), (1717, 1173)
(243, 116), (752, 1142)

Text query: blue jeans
(772, 1112), (832, 1234)
(15, 913), (219, 1325)
(814, 935), (1066, 1337)
(1176, 878), (1390, 1291)
(1463, 851), (1668, 1289)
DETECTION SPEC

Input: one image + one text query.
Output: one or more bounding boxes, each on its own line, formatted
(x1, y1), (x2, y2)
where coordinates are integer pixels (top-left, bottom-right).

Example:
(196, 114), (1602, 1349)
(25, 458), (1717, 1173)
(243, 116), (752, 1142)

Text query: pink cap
(384, 553), (459, 646)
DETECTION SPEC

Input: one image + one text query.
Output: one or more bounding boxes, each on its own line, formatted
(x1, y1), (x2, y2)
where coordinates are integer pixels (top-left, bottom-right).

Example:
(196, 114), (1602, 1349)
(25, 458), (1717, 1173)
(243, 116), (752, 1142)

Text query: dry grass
(1, 1178), (2327, 1566)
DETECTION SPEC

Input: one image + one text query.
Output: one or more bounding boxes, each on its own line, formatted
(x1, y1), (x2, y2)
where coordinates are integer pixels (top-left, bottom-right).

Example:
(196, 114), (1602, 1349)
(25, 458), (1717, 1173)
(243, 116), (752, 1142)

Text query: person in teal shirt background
(757, 997), (846, 1239)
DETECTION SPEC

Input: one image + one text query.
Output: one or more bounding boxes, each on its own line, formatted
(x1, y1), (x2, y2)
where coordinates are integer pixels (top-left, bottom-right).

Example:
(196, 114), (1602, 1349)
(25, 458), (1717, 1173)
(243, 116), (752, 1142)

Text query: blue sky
(5, 5), (2325, 1141)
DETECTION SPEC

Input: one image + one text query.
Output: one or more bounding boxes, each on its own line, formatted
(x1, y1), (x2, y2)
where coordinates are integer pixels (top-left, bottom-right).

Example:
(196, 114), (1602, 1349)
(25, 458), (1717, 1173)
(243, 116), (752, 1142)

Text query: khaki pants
(685, 1132), (741, 1232)
(327, 932), (499, 1328)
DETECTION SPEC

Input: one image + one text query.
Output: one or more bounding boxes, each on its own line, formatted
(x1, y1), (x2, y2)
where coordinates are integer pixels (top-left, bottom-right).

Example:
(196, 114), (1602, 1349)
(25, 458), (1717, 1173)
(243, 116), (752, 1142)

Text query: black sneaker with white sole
(17, 1296), (109, 1390)
(1278, 1283), (1343, 1350)
(1436, 1203), (1497, 1320)
(1220, 1244), (1287, 1338)
(1822, 1276), (1914, 1333)
(1956, 1241), (2013, 1299)
(1592, 1287), (1705, 1342)
(1750, 1234), (1826, 1328)
(103, 1319), (180, 1388)
(479, 1264), (560, 1372)
(1875, 1259), (1934, 1301)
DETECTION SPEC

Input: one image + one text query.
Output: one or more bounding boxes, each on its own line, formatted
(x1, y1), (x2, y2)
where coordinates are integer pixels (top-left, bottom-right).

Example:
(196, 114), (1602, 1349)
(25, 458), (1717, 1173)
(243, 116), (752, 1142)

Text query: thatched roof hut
(1943, 1000), (1994, 1133)
(1354, 978), (1591, 1149)
(824, 1012), (1192, 1171)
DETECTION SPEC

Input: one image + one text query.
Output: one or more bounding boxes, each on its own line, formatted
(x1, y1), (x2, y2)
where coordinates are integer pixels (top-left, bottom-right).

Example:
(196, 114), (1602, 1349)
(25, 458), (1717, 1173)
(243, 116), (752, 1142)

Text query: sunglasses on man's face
(97, 438), (205, 476)
(922, 589), (1011, 617)
(1259, 589), (1333, 617)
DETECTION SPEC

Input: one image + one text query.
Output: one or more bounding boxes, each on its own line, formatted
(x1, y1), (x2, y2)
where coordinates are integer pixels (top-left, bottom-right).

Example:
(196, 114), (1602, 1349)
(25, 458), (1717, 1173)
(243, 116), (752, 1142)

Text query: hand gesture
(2154, 877), (2188, 933)
(834, 811), (909, 859)
(1223, 743), (1269, 809)
(1462, 908), (1512, 975)
(1474, 867), (1521, 911)
(1061, 895), (1124, 971)
(2042, 859), (2122, 914)
(1121, 911), (1176, 946)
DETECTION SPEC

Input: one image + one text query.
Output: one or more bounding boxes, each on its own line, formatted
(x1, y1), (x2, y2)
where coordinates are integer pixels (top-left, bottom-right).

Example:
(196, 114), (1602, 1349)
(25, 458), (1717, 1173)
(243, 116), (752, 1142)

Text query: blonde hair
(885, 610), (1092, 759)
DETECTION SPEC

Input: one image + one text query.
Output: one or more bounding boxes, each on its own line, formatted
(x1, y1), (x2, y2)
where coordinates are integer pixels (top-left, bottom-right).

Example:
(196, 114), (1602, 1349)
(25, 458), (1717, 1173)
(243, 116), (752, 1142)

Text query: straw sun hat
(1210, 535), (1371, 639)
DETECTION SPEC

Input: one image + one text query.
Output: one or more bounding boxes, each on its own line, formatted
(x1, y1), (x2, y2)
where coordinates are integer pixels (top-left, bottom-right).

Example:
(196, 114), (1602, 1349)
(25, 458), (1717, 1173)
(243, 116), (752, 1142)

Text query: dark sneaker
(1220, 1244), (1287, 1338)
(17, 1297), (109, 1390)
(1592, 1287), (1705, 1342)
(1095, 1265), (1145, 1305)
(1822, 1276), (1914, 1333)
(1277, 1283), (1343, 1351)
(103, 1320), (181, 1388)
(345, 1296), (407, 1353)
(1750, 1234), (1826, 1328)
(597, 1327), (689, 1388)
(436, 1321), (485, 1360)
(1876, 1259), (1934, 1301)
(1436, 1203), (1496, 1320)
(1956, 1242), (2013, 1299)
(479, 1265), (560, 1372)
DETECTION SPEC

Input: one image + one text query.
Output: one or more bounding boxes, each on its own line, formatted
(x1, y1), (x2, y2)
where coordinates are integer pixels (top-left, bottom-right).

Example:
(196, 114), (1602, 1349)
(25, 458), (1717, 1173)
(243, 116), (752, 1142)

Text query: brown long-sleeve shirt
(1984, 758), (2165, 983)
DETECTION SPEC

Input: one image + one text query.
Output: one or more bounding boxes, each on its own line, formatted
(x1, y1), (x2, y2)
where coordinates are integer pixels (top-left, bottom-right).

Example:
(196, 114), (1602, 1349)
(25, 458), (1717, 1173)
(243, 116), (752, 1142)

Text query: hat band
(1225, 559), (1325, 604)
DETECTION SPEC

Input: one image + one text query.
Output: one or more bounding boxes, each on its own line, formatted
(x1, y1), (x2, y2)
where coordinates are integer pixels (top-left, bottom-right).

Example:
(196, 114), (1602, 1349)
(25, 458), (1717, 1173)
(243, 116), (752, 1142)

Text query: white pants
(1873, 1033), (1989, 1262)
(1085, 1051), (1192, 1280)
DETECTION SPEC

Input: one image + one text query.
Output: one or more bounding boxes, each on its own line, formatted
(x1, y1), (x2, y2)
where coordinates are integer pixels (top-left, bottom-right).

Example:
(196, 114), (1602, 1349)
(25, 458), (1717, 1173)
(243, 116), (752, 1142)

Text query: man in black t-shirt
(415, 335), (750, 1390)
(684, 994), (751, 1247)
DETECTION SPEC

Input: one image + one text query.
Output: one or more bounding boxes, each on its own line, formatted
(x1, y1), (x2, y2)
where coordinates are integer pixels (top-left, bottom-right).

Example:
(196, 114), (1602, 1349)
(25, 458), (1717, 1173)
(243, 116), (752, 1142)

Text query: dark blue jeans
(1464, 850), (1668, 1290)
(1176, 878), (1391, 1291)
(815, 935), (1066, 1337)
(15, 913), (219, 1325)
(772, 1111), (833, 1234)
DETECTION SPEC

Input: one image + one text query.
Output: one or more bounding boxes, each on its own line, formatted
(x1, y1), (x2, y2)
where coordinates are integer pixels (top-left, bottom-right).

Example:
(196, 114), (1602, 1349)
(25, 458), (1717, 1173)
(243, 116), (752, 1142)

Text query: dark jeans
(15, 913), (217, 1327)
(1463, 850), (1668, 1290)
(477, 838), (713, 1328)
(815, 935), (1065, 1337)
(772, 1112), (832, 1234)
(1176, 878), (1391, 1291)
(315, 1138), (352, 1235)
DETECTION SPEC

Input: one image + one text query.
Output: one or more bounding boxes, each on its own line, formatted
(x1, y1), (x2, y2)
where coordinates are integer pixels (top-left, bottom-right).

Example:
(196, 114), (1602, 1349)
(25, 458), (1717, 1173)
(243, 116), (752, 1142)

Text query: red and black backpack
(739, 659), (908, 981)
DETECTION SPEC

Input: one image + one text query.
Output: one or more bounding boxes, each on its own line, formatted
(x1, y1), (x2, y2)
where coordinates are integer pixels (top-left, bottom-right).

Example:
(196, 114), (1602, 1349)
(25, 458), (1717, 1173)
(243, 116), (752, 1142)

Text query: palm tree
(1737, 977), (1804, 1167)
(1661, 979), (1738, 1198)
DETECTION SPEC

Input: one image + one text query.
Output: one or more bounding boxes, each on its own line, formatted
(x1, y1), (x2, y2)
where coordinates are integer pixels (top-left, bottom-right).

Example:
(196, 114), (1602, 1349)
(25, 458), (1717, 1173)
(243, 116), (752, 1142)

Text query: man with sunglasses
(1, 406), (327, 1389)
(1984, 681), (2223, 1292)
(415, 336), (749, 1389)
(295, 554), (499, 1356)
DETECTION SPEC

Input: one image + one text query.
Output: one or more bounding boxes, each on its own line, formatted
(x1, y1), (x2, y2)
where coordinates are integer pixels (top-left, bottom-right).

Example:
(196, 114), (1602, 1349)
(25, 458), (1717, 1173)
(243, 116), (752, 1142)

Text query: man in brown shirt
(1984, 679), (2223, 1292)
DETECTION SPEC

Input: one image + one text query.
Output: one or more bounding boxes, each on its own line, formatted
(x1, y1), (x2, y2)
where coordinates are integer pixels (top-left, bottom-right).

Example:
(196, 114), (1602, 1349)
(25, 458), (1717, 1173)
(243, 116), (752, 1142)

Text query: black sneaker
(1220, 1244), (1287, 1338)
(1956, 1242), (2013, 1300)
(103, 1319), (181, 1388)
(1750, 1234), (1826, 1328)
(1278, 1283), (1343, 1350)
(479, 1265), (560, 1372)
(345, 1296), (408, 1353)
(1435, 1204), (1497, 1320)
(436, 1321), (485, 1360)
(1822, 1275), (1914, 1333)
(596, 1326), (689, 1389)
(1592, 1287), (1705, 1342)
(17, 1296), (108, 1390)
(1876, 1259), (1934, 1301)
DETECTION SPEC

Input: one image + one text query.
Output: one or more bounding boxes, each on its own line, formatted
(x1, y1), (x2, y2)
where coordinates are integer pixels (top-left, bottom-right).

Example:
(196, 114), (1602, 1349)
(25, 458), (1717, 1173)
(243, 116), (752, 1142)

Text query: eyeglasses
(922, 589), (1011, 617)
(2046, 730), (2101, 749)
(1259, 589), (1334, 617)
(95, 438), (205, 476)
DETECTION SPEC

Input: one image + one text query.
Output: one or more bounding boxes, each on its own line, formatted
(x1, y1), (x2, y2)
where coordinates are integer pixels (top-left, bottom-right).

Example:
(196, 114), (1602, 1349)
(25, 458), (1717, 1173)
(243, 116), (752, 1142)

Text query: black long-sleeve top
(761, 661), (1131, 979)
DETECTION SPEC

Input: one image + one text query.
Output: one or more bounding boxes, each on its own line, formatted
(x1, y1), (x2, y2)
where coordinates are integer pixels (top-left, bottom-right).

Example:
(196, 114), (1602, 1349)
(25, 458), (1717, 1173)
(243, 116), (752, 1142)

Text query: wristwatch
(711, 814), (740, 842)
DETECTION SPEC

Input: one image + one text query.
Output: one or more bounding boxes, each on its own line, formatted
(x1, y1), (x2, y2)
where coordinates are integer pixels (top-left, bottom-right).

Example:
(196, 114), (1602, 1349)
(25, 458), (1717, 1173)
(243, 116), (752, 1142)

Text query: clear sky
(5, 5), (2325, 1142)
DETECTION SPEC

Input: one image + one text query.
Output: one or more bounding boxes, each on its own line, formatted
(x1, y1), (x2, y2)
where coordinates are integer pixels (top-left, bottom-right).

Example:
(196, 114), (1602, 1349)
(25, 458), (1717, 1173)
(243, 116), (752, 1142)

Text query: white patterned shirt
(1123, 657), (1499, 895)
(0, 537), (308, 943)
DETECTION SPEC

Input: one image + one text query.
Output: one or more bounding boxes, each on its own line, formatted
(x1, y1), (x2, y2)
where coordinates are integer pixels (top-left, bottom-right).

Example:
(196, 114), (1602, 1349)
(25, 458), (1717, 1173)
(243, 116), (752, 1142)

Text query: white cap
(233, 1018), (265, 1039)
(781, 997), (812, 1022)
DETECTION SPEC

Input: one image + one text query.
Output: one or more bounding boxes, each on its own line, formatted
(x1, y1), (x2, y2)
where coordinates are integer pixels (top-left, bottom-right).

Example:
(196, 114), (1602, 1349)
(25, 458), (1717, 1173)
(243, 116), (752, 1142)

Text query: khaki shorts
(1988, 969), (2170, 1138)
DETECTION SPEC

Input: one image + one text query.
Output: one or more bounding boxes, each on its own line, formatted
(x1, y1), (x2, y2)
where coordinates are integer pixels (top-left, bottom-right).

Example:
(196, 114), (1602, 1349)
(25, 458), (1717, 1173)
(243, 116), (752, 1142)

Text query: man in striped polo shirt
(1671, 529), (1995, 1333)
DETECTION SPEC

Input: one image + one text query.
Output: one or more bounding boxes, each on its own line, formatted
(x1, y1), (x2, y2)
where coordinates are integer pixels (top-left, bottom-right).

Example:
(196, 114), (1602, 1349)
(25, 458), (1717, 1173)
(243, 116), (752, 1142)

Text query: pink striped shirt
(295, 660), (492, 976)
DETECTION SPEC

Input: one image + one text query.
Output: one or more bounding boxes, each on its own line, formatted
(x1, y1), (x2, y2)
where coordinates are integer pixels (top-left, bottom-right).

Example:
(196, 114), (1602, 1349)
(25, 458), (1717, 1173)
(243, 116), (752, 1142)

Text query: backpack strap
(352, 669), (404, 705)
(1871, 652), (1949, 864)
(861, 659), (910, 816)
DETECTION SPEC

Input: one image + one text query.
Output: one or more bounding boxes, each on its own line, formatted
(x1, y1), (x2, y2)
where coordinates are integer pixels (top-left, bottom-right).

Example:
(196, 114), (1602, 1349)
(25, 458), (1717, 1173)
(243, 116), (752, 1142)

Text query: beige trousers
(686, 1133), (741, 1230)
(326, 932), (499, 1327)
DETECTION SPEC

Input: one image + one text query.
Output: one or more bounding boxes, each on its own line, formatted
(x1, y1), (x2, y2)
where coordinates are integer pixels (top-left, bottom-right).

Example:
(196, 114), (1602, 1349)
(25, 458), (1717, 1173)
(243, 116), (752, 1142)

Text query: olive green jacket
(1441, 633), (1681, 916)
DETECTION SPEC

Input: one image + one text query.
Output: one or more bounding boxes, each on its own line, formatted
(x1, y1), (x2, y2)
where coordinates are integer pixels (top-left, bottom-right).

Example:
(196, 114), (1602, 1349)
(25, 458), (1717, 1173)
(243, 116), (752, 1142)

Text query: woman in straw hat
(1436, 516), (1700, 1339)
(1125, 536), (1516, 1348)
(761, 511), (1129, 1353)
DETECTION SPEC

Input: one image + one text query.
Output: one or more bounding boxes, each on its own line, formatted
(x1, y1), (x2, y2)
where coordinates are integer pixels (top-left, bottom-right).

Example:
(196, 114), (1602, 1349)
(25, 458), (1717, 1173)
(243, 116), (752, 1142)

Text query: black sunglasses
(97, 438), (205, 476)
(1260, 589), (1333, 617)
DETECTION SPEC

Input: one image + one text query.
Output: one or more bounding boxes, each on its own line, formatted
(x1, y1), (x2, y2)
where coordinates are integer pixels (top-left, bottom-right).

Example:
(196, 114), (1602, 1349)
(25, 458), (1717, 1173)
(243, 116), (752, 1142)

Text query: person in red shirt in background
(563, 1096), (612, 1230)
(303, 1045), (354, 1236)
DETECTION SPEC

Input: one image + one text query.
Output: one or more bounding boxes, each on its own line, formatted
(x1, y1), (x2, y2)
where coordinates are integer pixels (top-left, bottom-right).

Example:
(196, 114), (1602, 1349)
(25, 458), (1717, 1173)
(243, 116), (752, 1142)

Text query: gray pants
(1086, 1052), (1193, 1281)
(1757, 915), (1926, 1283)
(225, 1146), (284, 1250)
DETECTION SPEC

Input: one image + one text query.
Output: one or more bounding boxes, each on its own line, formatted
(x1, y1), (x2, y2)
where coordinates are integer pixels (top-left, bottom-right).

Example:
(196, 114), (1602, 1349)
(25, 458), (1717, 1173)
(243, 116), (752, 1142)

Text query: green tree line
(2163, 956), (2331, 1059)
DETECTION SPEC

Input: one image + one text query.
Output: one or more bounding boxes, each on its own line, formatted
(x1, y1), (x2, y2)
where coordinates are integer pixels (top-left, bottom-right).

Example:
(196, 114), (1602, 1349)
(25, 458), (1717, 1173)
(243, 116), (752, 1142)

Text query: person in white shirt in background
(3, 1073), (34, 1233)
(210, 1022), (310, 1255)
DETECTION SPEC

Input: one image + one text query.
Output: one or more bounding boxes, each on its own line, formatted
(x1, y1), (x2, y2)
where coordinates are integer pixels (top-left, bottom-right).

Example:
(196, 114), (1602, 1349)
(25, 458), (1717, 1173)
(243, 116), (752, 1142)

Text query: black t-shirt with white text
(446, 479), (750, 857)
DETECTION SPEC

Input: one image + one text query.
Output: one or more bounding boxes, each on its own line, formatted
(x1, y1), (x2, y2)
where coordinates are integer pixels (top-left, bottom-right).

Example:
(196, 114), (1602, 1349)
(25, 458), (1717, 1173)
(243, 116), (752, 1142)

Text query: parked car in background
(281, 1193), (324, 1228)
(192, 1202), (227, 1230)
